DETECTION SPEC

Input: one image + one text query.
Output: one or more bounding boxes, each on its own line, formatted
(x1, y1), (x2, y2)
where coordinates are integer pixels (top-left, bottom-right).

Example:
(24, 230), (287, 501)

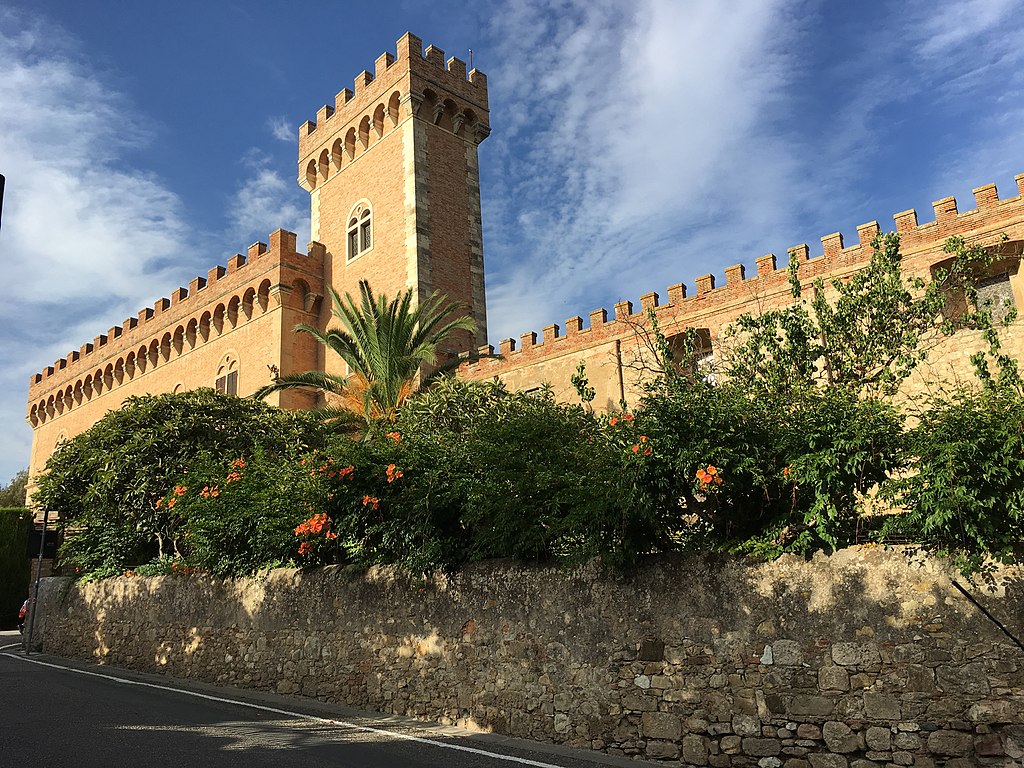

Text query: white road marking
(1, 652), (571, 767)
(0, 643), (22, 652)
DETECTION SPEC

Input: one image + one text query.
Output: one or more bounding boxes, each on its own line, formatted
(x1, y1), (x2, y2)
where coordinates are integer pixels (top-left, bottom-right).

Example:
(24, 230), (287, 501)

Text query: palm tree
(253, 280), (476, 426)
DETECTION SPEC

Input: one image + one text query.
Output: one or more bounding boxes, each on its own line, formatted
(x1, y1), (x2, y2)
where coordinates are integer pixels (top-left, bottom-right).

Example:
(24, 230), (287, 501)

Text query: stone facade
(32, 548), (1024, 766)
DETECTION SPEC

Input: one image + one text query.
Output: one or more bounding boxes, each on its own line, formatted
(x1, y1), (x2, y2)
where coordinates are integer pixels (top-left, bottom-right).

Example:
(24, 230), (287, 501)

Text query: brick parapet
(461, 176), (1024, 378)
(298, 33), (489, 172)
(27, 229), (325, 420)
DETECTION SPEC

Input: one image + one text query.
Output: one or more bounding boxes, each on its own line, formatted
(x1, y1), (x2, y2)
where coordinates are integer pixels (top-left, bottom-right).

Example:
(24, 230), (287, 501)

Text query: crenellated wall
(22, 29), (1024, 486)
(25, 228), (326, 479)
(30, 548), (1024, 766)
(461, 176), (1024, 409)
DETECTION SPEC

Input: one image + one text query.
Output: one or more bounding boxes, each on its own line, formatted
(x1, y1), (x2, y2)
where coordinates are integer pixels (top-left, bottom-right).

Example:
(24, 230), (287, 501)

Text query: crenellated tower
(298, 32), (490, 369)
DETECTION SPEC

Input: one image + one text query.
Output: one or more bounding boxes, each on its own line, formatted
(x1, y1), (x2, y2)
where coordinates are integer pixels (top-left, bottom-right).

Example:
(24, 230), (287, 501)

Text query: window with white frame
(347, 203), (373, 261)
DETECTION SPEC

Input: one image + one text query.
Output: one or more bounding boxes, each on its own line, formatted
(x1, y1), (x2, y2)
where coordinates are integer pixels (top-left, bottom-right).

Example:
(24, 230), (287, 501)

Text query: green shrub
(882, 388), (1024, 572)
(634, 381), (903, 557)
(325, 378), (639, 571)
(34, 390), (324, 579)
(0, 507), (31, 628)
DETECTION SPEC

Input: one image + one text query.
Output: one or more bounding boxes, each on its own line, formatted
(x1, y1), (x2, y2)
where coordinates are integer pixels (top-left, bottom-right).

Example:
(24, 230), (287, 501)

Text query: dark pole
(24, 509), (49, 655)
(0, 173), (5, 230)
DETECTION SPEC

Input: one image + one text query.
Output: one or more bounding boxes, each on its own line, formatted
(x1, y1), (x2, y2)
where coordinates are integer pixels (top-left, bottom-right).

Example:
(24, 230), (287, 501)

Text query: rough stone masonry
(32, 546), (1024, 766)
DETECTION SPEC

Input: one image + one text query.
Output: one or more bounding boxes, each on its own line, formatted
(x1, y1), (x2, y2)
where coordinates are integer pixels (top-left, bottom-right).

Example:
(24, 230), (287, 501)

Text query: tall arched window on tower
(215, 354), (239, 396)
(347, 202), (372, 261)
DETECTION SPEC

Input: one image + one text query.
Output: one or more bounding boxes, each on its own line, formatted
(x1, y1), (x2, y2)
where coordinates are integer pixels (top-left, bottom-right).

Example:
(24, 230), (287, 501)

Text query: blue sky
(0, 0), (1021, 484)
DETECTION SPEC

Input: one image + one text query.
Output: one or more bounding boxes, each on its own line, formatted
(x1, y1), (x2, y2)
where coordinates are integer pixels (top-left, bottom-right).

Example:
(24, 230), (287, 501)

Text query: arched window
(216, 354), (239, 396)
(347, 202), (373, 261)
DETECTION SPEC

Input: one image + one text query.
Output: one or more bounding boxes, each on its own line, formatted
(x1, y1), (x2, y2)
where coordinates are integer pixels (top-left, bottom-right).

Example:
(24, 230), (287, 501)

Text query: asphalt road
(0, 631), (645, 768)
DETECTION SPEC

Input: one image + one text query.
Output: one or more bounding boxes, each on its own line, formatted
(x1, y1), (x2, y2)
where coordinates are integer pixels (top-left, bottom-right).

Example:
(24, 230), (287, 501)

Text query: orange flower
(167, 498), (177, 509)
(362, 495), (380, 510)
(230, 457), (247, 470)
(298, 541), (313, 557)
(622, 413), (634, 422)
(386, 431), (402, 443)
(226, 471), (242, 483)
(337, 465), (355, 480)
(783, 465), (793, 480)
(643, 447), (652, 456)
(609, 417), (619, 426)
(155, 498), (164, 508)
(174, 485), (187, 496)
(325, 531), (338, 540)
(386, 463), (404, 483)
(697, 465), (722, 486)
(632, 444), (640, 453)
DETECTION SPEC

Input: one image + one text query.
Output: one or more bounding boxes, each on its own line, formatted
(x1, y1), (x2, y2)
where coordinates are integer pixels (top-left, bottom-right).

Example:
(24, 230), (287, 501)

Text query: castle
(24, 32), (1024, 482)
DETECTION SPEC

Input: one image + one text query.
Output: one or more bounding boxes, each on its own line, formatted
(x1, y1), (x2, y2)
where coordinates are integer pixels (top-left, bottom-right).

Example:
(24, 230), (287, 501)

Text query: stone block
(646, 740), (680, 760)
(683, 734), (710, 765)
(734, 715), (762, 736)
(553, 713), (570, 733)
(773, 640), (803, 665)
(893, 733), (920, 750)
(892, 751), (914, 765)
(722, 735), (743, 753)
(819, 666), (850, 691)
(642, 711), (682, 741)
(789, 695), (835, 717)
(936, 663), (990, 696)
(832, 643), (880, 667)
(823, 721), (859, 753)
(863, 693), (901, 720)
(1005, 726), (1024, 760)
(784, 760), (811, 768)
(759, 759), (783, 768)
(974, 733), (1004, 756)
(808, 754), (848, 768)
(797, 724), (822, 740)
(926, 730), (972, 756)
(866, 726), (891, 751)
(743, 738), (782, 757)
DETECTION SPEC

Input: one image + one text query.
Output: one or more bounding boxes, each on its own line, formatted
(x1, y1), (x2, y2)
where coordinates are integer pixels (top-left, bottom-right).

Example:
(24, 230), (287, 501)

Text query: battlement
(298, 32), (488, 165)
(464, 174), (1024, 369)
(27, 228), (326, 404)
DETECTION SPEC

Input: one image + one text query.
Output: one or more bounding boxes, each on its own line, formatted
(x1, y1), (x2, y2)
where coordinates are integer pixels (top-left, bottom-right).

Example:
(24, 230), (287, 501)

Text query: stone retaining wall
(33, 547), (1024, 766)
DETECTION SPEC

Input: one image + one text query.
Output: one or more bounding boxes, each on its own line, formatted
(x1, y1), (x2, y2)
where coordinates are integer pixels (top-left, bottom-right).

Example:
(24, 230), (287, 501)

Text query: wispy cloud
(226, 149), (309, 250)
(480, 0), (812, 342)
(0, 11), (194, 478)
(267, 115), (294, 142)
(913, 0), (1018, 62)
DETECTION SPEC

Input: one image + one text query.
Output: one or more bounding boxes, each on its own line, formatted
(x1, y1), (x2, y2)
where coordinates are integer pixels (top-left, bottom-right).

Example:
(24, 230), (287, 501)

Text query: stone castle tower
(297, 32), (490, 374)
(22, 30), (1024, 490)
(25, 33), (493, 479)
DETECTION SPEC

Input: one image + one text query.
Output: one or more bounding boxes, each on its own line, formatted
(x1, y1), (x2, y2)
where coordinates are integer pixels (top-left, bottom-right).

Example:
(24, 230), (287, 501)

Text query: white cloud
(0, 12), (195, 480)
(268, 115), (294, 142)
(226, 149), (310, 249)
(480, 0), (812, 343)
(914, 0), (1018, 61)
